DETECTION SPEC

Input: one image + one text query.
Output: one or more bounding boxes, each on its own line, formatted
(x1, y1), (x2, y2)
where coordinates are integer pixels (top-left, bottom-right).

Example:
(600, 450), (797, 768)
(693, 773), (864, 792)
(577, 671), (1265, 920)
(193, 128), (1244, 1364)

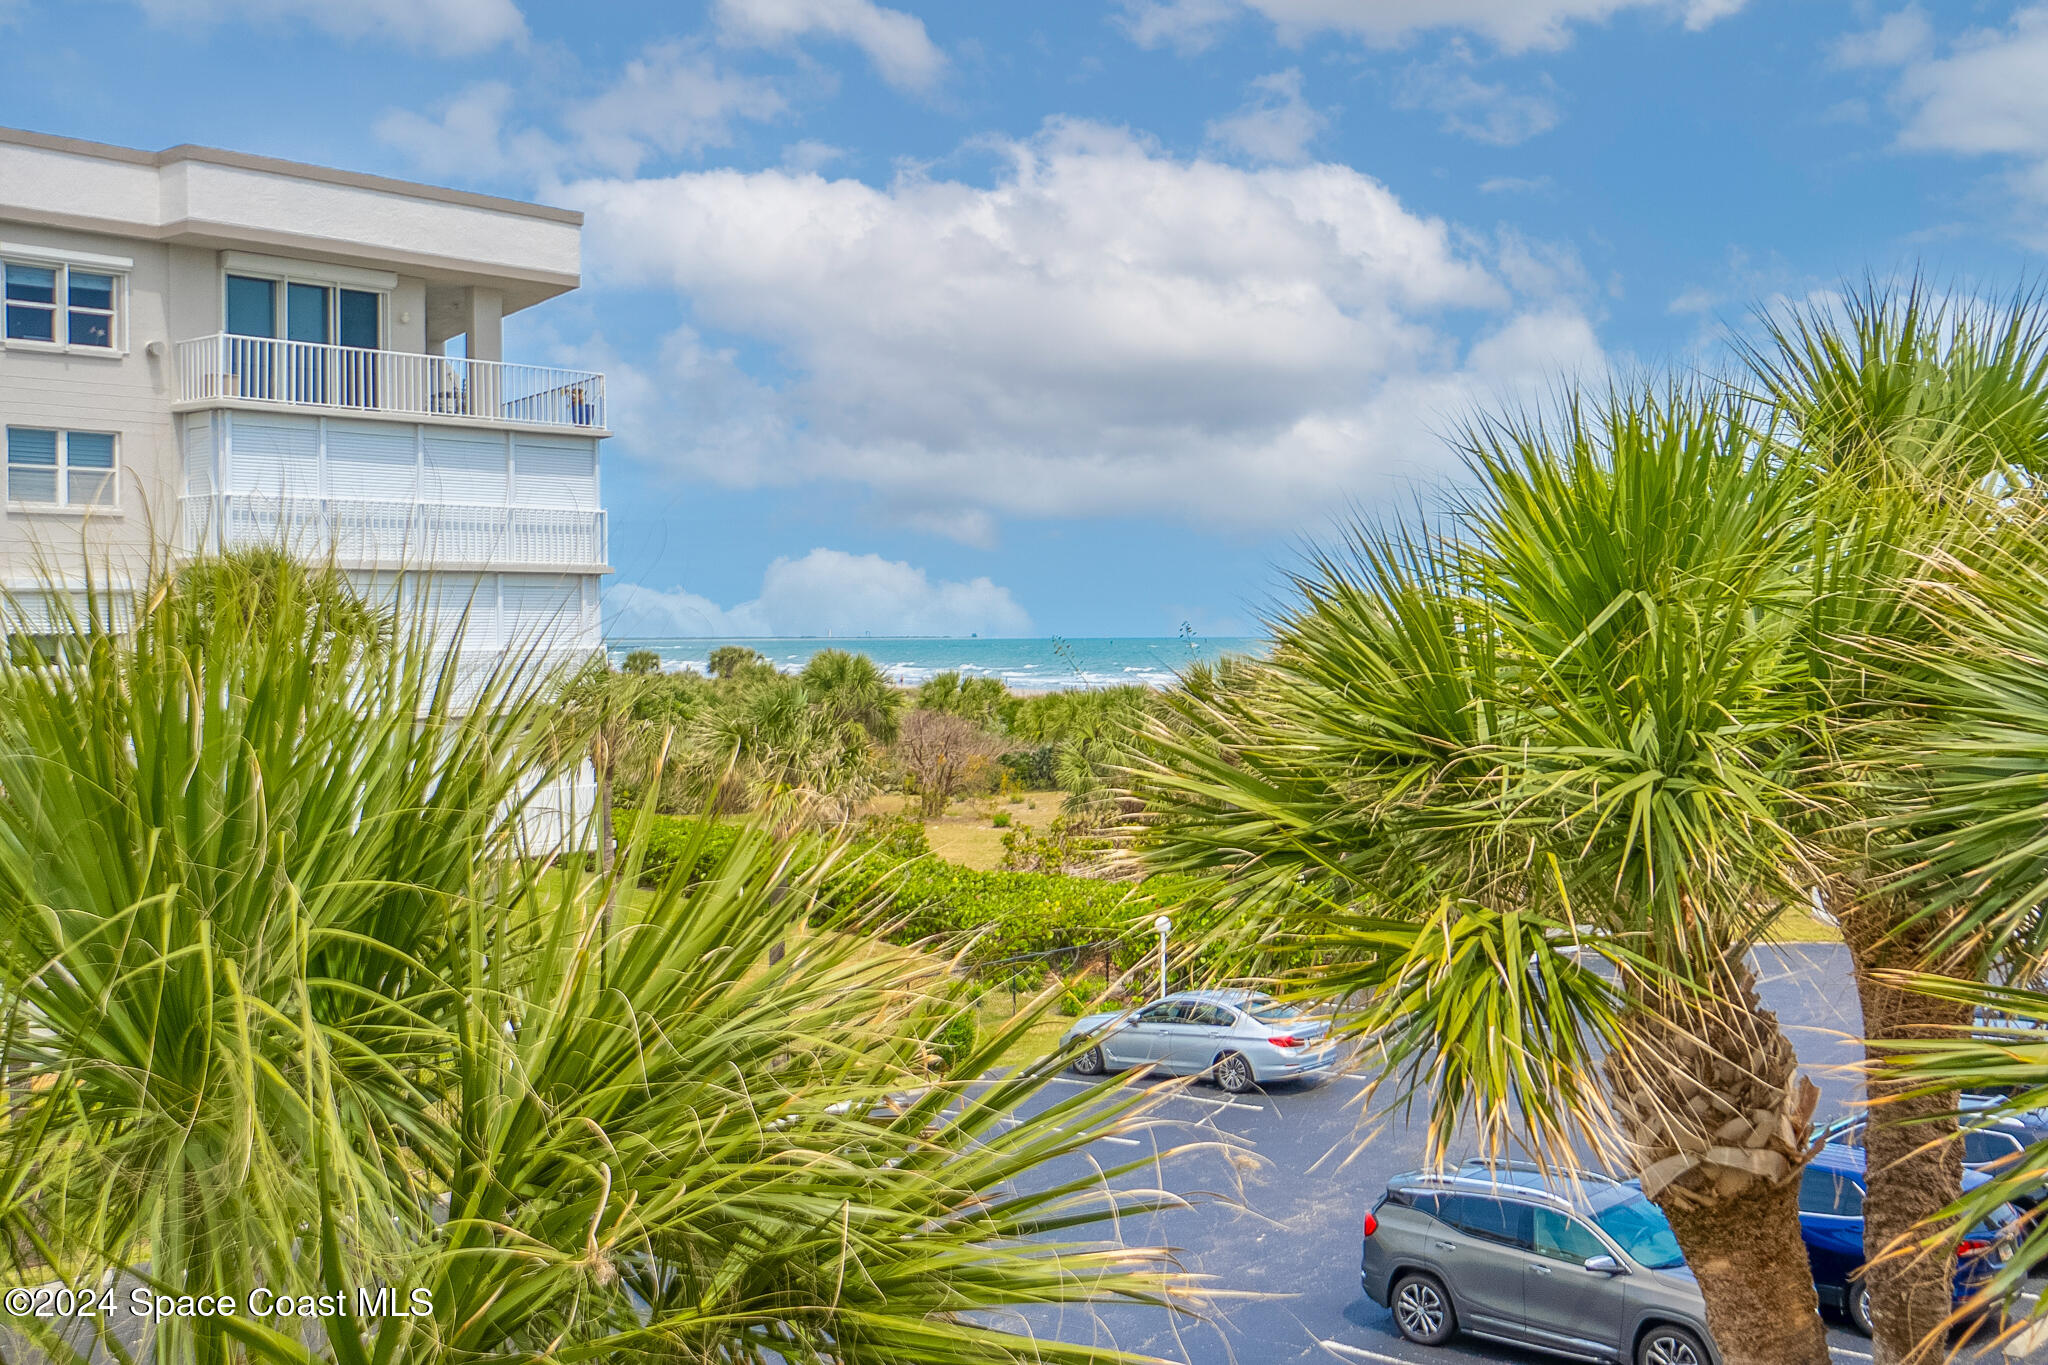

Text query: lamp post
(1153, 914), (1172, 1001)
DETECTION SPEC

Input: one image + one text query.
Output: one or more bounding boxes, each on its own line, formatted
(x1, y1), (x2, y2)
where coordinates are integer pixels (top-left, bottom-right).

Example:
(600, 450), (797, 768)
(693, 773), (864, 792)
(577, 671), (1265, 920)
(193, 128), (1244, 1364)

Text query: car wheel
(1214, 1051), (1256, 1093)
(1390, 1272), (1456, 1346)
(1848, 1280), (1875, 1337)
(1637, 1324), (1708, 1365)
(1071, 1045), (1105, 1076)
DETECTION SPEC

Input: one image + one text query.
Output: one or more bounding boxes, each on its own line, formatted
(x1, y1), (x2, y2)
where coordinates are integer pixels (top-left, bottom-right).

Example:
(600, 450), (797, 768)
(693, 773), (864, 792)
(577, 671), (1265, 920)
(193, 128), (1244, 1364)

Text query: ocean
(604, 636), (1268, 691)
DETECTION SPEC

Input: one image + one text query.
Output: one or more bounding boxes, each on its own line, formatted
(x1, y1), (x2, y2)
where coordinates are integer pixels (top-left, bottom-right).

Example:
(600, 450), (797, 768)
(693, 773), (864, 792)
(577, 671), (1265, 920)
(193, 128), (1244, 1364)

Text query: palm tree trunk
(1838, 893), (1970, 1365)
(1605, 966), (1833, 1365)
(1661, 1176), (1833, 1365)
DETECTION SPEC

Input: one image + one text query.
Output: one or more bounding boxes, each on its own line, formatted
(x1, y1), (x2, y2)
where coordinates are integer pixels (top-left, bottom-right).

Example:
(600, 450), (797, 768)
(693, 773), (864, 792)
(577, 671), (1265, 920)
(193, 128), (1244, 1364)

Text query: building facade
(0, 126), (610, 836)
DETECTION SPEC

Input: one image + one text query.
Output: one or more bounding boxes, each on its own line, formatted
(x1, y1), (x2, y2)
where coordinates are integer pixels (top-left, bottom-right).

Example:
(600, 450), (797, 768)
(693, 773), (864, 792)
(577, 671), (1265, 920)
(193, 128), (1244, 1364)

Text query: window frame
(2, 258), (126, 354)
(6, 427), (120, 512)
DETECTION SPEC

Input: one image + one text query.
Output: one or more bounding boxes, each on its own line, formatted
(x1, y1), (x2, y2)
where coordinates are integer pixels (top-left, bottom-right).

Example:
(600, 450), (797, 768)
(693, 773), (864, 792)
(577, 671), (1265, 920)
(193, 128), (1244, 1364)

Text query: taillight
(1958, 1238), (1989, 1258)
(1363, 1211), (1379, 1237)
(1270, 1035), (1304, 1048)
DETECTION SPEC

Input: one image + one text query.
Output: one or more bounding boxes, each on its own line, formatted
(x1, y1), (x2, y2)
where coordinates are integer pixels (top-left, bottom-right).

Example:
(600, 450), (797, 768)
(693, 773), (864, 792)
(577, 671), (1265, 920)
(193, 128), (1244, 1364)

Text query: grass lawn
(1766, 911), (1844, 944)
(864, 788), (1067, 872)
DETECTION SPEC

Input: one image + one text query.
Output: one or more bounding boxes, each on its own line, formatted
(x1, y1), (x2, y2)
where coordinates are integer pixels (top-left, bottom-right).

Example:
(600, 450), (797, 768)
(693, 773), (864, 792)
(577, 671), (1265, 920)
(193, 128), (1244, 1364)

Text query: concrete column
(461, 287), (503, 363)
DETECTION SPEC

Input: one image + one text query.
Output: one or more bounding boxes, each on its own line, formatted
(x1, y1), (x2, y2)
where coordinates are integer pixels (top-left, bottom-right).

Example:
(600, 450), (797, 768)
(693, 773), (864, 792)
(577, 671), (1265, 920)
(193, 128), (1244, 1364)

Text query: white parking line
(1319, 1336), (1874, 1364)
(1315, 1340), (1410, 1364)
(1035, 1076), (1267, 1110)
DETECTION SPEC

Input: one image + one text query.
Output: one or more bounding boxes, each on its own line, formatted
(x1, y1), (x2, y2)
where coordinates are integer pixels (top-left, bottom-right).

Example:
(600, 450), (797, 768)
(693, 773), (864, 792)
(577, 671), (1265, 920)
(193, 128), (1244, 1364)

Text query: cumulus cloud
(566, 119), (1605, 536)
(1828, 6), (1931, 69)
(1118, 0), (1744, 56)
(377, 46), (785, 183)
(605, 549), (1032, 638)
(1848, 5), (2048, 238)
(1397, 52), (1561, 145)
(128, 0), (523, 53)
(1205, 69), (1327, 164)
(1893, 7), (2048, 159)
(713, 0), (946, 92)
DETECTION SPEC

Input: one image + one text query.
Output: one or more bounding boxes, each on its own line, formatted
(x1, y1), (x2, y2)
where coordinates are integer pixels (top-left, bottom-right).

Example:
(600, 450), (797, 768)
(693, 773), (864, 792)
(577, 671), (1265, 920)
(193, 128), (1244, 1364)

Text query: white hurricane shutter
(500, 573), (581, 648)
(326, 421), (416, 500)
(512, 437), (597, 508)
(181, 415), (214, 497)
(228, 415), (318, 497)
(423, 572), (491, 649)
(421, 431), (504, 503)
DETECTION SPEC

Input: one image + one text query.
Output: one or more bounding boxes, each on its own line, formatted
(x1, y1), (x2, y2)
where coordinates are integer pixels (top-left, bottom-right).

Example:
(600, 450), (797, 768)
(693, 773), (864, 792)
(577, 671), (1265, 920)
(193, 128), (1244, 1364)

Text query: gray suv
(1361, 1161), (1720, 1365)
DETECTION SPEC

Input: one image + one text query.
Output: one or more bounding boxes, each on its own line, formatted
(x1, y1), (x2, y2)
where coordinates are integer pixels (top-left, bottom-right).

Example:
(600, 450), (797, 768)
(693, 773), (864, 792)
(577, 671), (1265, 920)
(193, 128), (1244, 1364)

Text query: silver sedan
(1060, 989), (1337, 1092)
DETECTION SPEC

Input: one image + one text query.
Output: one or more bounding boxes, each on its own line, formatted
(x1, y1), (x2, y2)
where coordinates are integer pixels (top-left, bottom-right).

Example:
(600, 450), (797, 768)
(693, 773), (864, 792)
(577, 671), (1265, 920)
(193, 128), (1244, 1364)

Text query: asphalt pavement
(998, 943), (2045, 1365)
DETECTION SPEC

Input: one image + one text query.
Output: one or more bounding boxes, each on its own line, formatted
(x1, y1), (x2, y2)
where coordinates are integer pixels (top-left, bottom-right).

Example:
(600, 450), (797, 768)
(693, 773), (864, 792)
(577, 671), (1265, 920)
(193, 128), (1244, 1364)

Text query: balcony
(182, 493), (607, 569)
(174, 334), (606, 433)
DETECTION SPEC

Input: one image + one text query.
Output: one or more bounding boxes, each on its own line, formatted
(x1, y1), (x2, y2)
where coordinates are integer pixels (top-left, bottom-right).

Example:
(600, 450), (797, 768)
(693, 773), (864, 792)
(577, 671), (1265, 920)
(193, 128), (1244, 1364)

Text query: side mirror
(1583, 1255), (1625, 1275)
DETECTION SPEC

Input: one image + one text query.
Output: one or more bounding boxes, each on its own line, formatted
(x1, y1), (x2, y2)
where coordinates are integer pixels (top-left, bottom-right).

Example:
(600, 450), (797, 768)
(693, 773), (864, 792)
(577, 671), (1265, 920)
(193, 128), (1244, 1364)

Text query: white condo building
(0, 126), (610, 835)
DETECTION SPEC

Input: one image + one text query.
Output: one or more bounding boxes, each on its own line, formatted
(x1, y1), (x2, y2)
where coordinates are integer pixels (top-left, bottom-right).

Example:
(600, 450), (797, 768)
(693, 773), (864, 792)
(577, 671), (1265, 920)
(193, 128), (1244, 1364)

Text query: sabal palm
(1131, 385), (1835, 1365)
(0, 554), (1203, 1365)
(1742, 280), (2048, 1364)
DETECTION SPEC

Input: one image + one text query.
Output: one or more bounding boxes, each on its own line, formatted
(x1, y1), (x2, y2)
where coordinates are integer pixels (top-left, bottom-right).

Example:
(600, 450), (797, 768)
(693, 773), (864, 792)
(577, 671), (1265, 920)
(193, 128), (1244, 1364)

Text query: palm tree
(801, 646), (905, 743)
(555, 656), (654, 876)
(0, 553), (1209, 1365)
(1823, 495), (2048, 1355)
(1131, 385), (1836, 1365)
(1741, 280), (2048, 1364)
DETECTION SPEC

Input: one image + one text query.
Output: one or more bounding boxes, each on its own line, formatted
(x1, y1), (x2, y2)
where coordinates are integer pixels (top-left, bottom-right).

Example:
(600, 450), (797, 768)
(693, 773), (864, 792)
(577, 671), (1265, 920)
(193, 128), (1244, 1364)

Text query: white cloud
(1479, 174), (1553, 194)
(1828, 6), (1932, 69)
(713, 0), (946, 92)
(568, 119), (1605, 535)
(1119, 0), (1744, 56)
(1853, 5), (2048, 239)
(128, 0), (523, 53)
(605, 549), (1032, 638)
(1116, 0), (1240, 53)
(377, 47), (785, 183)
(564, 44), (788, 175)
(1206, 69), (1327, 164)
(1893, 7), (2048, 159)
(1397, 54), (1561, 145)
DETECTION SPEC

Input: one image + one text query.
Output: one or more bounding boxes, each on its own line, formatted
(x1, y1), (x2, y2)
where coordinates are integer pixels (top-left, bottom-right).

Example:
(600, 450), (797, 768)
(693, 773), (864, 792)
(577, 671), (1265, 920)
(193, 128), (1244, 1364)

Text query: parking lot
(1000, 943), (2044, 1365)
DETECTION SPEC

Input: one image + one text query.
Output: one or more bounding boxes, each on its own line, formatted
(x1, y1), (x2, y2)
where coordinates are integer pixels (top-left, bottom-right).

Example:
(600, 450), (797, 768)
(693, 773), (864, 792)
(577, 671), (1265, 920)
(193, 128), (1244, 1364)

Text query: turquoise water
(604, 636), (1267, 690)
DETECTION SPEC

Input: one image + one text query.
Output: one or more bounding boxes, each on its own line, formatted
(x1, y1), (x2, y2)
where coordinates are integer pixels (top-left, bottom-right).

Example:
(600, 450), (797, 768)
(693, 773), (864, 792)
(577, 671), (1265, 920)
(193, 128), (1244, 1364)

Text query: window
(1797, 1168), (1865, 1218)
(1135, 1002), (1186, 1025)
(225, 273), (380, 346)
(6, 265), (54, 341)
(1591, 1192), (1686, 1269)
(1530, 1208), (1608, 1264)
(1186, 1003), (1236, 1028)
(1963, 1126), (2025, 1171)
(1244, 997), (1305, 1023)
(4, 261), (119, 348)
(1439, 1195), (1532, 1247)
(69, 273), (114, 347)
(7, 428), (117, 507)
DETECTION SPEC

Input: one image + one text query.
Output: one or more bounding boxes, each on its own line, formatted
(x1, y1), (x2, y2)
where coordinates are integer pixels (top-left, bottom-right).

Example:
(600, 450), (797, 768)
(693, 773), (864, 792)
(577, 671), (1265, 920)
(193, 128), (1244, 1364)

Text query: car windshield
(1244, 997), (1304, 1023)
(1592, 1193), (1685, 1270)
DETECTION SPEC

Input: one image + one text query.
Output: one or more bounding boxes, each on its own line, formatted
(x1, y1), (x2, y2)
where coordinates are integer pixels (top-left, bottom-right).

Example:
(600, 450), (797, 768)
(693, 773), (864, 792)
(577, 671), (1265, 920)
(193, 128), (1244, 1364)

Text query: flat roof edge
(0, 126), (582, 227)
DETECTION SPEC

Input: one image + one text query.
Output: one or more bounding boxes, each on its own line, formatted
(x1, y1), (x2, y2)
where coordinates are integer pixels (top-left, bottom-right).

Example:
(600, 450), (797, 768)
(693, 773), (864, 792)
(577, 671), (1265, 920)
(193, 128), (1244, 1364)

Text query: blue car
(1798, 1144), (2019, 1336)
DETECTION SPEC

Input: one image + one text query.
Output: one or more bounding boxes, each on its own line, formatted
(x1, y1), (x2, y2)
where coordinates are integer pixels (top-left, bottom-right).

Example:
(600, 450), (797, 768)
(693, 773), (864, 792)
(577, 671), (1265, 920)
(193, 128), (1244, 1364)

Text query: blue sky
(8, 1), (2046, 637)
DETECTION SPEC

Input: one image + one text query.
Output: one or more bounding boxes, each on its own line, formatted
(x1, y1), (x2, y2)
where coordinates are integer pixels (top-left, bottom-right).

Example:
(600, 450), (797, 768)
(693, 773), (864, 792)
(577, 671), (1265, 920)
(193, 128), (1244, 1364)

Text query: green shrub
(1000, 745), (1057, 788)
(1057, 974), (1112, 1016)
(928, 1011), (978, 1074)
(990, 811), (1011, 828)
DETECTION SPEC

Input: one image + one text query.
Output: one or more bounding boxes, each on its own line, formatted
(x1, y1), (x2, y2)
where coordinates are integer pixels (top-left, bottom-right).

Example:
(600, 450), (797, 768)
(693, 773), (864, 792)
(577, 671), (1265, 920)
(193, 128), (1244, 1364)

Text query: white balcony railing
(174, 334), (606, 431)
(183, 494), (607, 568)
